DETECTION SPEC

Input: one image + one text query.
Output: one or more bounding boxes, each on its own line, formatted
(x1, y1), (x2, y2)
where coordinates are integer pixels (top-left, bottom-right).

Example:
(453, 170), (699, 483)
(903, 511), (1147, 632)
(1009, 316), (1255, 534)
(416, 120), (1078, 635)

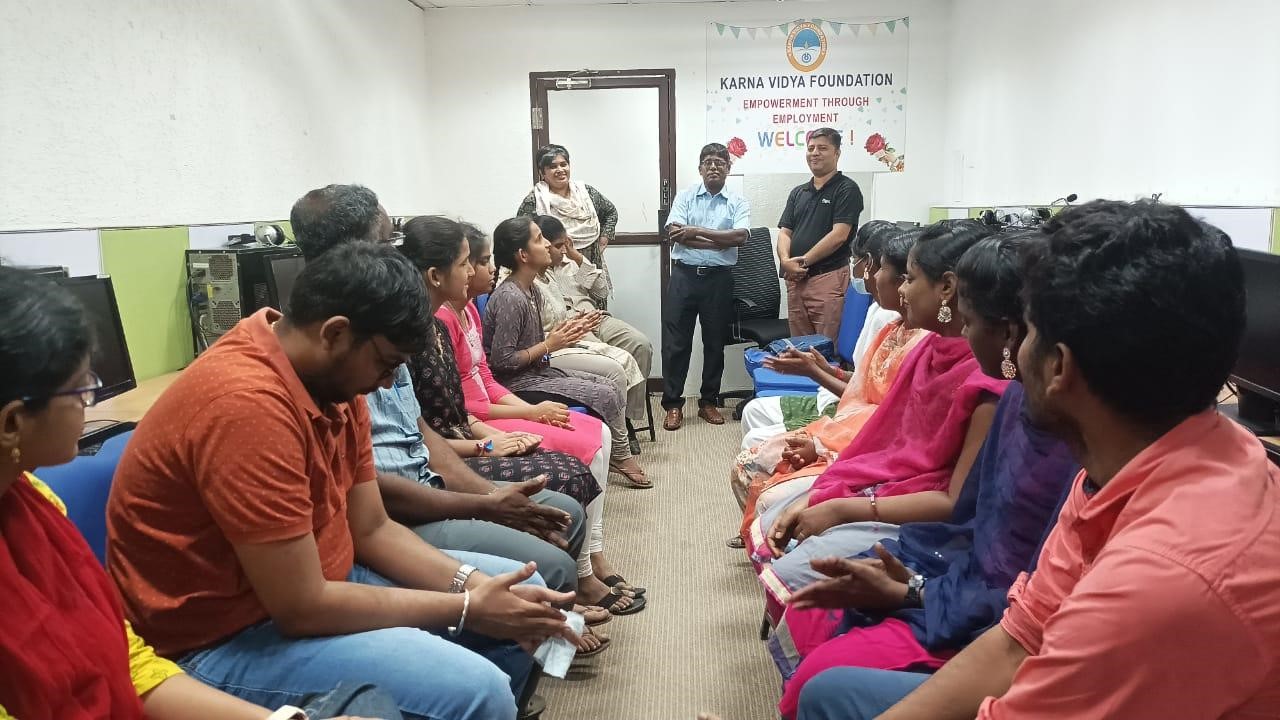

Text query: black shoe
(519, 693), (546, 720)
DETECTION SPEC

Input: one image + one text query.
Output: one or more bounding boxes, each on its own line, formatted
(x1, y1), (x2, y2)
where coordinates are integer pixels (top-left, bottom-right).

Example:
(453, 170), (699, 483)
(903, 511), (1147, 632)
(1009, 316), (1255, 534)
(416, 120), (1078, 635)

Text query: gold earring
(1001, 347), (1018, 379)
(936, 303), (953, 324)
(8, 446), (19, 465)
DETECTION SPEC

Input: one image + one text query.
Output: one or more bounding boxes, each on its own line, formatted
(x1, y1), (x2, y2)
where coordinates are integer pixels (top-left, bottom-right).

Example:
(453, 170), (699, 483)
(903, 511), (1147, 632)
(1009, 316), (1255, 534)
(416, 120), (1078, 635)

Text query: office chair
(717, 227), (790, 413)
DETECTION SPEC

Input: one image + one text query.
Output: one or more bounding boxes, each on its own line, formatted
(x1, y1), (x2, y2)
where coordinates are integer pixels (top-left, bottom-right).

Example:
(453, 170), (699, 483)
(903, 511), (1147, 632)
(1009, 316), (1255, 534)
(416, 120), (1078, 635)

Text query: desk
(85, 371), (181, 427)
(1218, 395), (1280, 464)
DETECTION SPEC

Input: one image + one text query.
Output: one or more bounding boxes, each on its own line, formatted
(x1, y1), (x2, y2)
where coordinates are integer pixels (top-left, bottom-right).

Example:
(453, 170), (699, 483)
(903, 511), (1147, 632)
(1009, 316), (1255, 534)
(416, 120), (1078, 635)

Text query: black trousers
(661, 263), (734, 409)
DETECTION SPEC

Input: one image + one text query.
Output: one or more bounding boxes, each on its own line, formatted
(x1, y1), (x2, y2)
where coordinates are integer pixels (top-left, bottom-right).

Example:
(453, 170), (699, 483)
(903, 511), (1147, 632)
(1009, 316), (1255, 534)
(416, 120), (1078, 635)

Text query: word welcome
(719, 73), (894, 91)
(756, 128), (861, 148)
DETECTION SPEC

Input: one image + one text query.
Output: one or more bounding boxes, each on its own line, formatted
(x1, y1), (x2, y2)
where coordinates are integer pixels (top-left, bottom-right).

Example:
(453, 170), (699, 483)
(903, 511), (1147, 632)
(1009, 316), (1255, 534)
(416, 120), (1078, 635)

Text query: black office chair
(717, 227), (790, 413)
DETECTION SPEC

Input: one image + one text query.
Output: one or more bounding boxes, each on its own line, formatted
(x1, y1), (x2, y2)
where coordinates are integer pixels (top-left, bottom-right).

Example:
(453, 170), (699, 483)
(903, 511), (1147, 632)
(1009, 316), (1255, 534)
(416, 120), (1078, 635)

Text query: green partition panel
(928, 207), (948, 224)
(1272, 209), (1280, 254)
(100, 227), (193, 380)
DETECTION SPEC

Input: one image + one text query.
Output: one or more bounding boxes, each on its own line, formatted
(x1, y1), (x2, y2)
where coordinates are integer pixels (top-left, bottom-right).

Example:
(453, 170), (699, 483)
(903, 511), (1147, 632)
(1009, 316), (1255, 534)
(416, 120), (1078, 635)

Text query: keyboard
(77, 421), (137, 455)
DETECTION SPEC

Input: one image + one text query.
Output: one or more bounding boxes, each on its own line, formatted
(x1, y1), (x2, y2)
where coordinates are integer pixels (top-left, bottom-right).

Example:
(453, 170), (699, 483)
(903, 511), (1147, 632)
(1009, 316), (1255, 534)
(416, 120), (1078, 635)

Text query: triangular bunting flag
(886, 20), (897, 33)
(715, 23), (726, 36)
(763, 26), (774, 38)
(830, 21), (844, 36)
(746, 26), (757, 39)
(778, 23), (788, 34)
(868, 23), (879, 36)
(730, 26), (741, 39)
(902, 17), (911, 28)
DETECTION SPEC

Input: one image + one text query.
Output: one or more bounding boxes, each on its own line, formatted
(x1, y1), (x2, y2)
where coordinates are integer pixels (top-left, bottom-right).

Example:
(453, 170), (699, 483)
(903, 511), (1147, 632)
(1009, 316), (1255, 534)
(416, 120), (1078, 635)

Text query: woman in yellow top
(0, 266), (393, 720)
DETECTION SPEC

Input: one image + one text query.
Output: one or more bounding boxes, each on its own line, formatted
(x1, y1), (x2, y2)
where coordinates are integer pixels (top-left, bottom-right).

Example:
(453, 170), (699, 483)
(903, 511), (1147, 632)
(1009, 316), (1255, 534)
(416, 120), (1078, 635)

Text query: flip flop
(575, 627), (612, 658)
(725, 535), (746, 549)
(585, 586), (647, 616)
(609, 462), (654, 489)
(602, 574), (647, 597)
(574, 603), (612, 626)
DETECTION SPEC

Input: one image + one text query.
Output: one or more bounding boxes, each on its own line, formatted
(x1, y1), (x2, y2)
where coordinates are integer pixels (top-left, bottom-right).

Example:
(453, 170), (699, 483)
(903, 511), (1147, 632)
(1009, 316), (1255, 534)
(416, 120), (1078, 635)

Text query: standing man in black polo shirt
(777, 128), (865, 337)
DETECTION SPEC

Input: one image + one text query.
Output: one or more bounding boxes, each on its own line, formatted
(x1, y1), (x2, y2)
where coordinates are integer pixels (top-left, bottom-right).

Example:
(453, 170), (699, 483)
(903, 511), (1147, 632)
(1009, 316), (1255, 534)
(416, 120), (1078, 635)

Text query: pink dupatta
(808, 333), (1007, 506)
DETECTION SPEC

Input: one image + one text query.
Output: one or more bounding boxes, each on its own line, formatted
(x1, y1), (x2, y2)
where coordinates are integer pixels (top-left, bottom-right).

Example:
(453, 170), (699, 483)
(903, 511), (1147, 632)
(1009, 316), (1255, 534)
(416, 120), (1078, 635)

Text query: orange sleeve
(188, 389), (316, 545)
(351, 396), (376, 486)
(980, 547), (1264, 719)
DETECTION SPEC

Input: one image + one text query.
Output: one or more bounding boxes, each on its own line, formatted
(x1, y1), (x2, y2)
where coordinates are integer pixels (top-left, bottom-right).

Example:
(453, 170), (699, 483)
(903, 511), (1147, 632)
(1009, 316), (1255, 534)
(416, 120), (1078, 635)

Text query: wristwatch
(475, 439), (494, 456)
(449, 563), (477, 593)
(904, 574), (925, 608)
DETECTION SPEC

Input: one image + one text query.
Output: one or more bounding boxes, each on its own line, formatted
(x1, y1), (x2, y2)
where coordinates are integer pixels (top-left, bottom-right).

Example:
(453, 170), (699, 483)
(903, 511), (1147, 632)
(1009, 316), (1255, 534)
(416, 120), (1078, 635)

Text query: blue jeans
(178, 551), (539, 720)
(796, 667), (930, 720)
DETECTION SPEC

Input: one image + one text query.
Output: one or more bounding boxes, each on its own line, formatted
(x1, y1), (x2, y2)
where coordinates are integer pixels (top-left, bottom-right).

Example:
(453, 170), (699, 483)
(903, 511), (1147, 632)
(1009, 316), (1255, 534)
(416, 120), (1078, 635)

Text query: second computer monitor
(265, 253), (306, 312)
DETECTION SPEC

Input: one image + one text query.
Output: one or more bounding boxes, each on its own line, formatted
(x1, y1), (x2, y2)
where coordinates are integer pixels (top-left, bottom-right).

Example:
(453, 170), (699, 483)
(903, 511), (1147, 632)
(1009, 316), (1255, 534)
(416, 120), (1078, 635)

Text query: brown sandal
(575, 626), (612, 657)
(574, 603), (612, 626)
(609, 461), (653, 489)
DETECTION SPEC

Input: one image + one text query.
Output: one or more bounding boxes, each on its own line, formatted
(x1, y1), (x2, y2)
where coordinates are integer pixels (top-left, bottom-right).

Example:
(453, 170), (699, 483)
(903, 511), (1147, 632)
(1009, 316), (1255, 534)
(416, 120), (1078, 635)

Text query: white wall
(420, 0), (954, 233)
(0, 0), (432, 230)
(942, 0), (1280, 206)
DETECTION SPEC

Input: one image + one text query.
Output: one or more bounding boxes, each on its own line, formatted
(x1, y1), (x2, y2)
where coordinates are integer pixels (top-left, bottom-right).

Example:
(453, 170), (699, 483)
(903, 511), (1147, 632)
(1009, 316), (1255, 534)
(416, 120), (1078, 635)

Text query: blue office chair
(35, 430), (134, 565)
(749, 288), (873, 398)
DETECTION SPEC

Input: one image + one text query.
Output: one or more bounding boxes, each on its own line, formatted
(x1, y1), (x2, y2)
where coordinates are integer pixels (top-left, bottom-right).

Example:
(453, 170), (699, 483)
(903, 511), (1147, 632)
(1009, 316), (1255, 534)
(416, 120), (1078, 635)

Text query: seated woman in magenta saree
(770, 232), (1078, 720)
(732, 232), (925, 543)
(773, 383), (1077, 718)
(745, 221), (1006, 623)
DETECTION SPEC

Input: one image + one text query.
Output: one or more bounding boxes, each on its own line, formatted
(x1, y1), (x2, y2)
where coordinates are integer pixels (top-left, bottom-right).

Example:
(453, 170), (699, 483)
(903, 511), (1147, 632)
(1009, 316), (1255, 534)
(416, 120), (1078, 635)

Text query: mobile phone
(781, 338), (798, 352)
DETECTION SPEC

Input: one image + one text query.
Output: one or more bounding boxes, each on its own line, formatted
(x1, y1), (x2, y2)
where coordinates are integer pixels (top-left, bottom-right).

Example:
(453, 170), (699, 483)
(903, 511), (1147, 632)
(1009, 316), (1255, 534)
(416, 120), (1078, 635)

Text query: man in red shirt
(790, 200), (1280, 719)
(108, 242), (572, 720)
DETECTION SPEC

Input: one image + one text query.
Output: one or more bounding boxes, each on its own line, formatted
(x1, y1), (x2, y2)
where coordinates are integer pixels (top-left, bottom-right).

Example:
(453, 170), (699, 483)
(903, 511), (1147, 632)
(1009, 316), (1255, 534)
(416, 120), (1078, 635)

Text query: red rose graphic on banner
(865, 132), (905, 172)
(727, 137), (747, 158)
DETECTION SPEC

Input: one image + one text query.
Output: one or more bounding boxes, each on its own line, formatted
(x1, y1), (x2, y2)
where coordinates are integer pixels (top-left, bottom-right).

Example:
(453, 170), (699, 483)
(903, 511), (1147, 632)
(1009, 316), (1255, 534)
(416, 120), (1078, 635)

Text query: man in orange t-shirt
(786, 200), (1280, 719)
(107, 243), (573, 720)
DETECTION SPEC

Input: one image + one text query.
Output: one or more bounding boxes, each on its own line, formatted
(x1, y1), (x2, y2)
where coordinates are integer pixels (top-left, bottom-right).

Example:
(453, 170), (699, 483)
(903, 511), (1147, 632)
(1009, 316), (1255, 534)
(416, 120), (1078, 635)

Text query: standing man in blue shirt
(661, 142), (751, 430)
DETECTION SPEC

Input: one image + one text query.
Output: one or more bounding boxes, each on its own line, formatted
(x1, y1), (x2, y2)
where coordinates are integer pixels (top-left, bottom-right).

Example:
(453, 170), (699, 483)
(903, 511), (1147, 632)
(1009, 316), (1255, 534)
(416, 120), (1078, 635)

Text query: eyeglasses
(24, 372), (103, 408)
(369, 338), (405, 382)
(700, 159), (729, 169)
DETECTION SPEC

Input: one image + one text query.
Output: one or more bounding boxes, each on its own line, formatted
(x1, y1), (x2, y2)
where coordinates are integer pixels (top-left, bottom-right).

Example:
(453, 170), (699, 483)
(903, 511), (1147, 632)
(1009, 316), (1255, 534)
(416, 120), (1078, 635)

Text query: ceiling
(411, 0), (827, 7)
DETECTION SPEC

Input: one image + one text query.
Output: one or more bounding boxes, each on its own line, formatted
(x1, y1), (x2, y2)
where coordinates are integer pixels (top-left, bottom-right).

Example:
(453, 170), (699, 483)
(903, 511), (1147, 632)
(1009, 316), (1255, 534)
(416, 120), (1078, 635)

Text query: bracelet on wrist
(266, 707), (307, 720)
(448, 588), (471, 637)
(869, 493), (881, 523)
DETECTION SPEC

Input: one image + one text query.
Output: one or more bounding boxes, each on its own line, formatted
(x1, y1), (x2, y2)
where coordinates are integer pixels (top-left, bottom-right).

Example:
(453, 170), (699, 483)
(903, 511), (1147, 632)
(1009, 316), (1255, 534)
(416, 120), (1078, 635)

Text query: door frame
(528, 69), (676, 249)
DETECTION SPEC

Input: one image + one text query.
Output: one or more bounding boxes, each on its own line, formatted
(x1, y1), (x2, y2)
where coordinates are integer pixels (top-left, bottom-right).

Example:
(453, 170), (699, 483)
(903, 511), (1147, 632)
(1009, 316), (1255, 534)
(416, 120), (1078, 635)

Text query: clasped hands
(485, 475), (572, 550)
(762, 347), (829, 379)
(545, 311), (602, 352)
(765, 492), (847, 558)
(788, 543), (914, 612)
(467, 560), (579, 654)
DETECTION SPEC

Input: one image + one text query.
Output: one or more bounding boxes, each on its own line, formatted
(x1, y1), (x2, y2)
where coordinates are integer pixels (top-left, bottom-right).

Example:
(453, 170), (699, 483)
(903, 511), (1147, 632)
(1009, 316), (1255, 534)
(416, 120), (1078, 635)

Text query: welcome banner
(706, 17), (910, 174)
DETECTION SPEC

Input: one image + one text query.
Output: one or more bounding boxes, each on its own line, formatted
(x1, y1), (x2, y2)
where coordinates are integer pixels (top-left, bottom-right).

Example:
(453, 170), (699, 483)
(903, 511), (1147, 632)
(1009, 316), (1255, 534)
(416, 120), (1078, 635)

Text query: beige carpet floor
(541, 398), (781, 720)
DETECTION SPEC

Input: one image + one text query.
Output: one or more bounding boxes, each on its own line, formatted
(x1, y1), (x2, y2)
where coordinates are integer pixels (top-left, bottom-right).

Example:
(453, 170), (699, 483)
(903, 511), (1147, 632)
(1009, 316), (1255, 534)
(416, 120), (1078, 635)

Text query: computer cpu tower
(186, 246), (300, 352)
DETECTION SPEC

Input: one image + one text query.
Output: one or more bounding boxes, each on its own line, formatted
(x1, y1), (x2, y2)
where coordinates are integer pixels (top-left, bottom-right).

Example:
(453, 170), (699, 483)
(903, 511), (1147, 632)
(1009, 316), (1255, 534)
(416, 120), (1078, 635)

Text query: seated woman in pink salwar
(438, 226), (608, 470)
(434, 221), (647, 612)
(745, 221), (1006, 623)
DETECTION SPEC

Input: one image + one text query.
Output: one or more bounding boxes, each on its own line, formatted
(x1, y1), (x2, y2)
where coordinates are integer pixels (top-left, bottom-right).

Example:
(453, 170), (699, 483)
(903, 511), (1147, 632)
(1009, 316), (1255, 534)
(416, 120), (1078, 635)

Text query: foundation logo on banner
(786, 21), (827, 72)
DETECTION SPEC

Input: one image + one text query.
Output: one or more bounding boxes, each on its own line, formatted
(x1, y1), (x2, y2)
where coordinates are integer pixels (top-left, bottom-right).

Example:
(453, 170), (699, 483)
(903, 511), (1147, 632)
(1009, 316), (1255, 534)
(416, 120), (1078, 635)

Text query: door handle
(661, 179), (671, 208)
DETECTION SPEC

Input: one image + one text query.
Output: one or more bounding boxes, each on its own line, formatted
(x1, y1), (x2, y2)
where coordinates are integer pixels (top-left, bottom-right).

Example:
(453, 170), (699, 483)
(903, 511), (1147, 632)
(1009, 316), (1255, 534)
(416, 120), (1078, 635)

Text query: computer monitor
(265, 253), (306, 311)
(1230, 249), (1280, 435)
(55, 276), (137, 403)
